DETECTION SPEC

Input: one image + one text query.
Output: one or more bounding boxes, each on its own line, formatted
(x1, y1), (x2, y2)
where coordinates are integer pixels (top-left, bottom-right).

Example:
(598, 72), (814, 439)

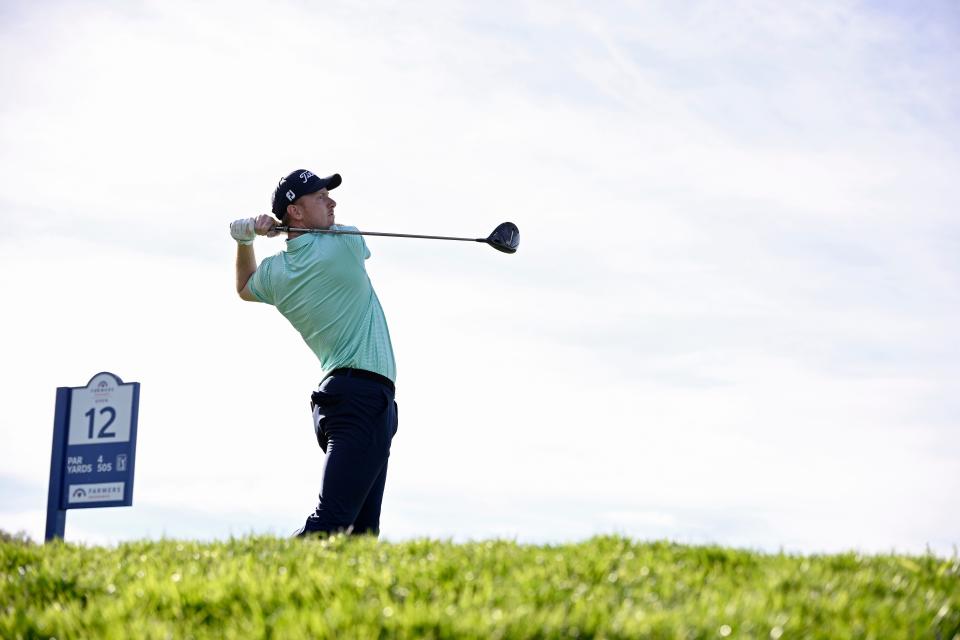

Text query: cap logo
(299, 171), (315, 183)
(286, 190), (296, 201)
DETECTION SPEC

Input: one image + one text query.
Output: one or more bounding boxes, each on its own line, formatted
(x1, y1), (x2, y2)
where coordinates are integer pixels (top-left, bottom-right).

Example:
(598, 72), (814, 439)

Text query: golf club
(271, 221), (520, 254)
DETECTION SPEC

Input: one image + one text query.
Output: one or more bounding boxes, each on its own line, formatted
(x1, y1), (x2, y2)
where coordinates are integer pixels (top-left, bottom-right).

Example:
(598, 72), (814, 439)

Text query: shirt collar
(285, 233), (314, 251)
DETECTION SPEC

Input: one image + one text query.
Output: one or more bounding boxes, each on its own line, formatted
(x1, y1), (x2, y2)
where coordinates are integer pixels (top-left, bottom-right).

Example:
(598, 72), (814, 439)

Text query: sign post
(45, 372), (141, 542)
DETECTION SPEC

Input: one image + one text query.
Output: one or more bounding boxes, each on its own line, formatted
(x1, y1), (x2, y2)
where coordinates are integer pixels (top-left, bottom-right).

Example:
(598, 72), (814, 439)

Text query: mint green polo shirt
(248, 225), (397, 382)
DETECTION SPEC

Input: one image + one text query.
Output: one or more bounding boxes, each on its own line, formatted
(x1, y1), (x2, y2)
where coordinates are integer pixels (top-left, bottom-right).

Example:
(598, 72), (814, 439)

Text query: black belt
(326, 368), (395, 392)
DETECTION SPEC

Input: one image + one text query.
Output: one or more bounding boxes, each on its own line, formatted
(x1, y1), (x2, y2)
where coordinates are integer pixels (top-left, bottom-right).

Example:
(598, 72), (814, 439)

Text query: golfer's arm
(235, 244), (259, 302)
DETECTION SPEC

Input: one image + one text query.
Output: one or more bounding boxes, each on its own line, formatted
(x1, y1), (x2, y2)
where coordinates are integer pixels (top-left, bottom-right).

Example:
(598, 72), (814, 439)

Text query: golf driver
(271, 221), (520, 254)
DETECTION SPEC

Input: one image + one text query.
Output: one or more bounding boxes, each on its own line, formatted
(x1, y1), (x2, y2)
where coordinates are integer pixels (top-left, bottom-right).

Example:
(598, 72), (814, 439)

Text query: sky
(1, 0), (958, 556)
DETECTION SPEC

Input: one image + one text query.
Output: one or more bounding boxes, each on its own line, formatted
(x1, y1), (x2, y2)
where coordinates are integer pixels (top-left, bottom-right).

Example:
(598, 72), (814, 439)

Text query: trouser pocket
(311, 378), (396, 453)
(311, 389), (341, 453)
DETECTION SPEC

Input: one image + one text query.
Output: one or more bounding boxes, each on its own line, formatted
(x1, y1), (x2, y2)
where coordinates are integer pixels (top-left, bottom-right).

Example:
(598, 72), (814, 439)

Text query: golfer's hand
(230, 218), (256, 245)
(255, 214), (280, 238)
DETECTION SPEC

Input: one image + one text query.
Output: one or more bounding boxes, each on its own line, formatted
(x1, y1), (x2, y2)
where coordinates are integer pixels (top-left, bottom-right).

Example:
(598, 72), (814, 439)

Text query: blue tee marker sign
(45, 372), (140, 542)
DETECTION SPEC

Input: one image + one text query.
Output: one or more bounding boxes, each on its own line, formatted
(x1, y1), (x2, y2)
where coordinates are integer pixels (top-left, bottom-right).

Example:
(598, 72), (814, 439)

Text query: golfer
(230, 169), (398, 538)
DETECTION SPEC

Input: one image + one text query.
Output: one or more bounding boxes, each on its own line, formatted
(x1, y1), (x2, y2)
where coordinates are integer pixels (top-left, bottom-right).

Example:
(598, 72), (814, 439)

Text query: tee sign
(45, 372), (141, 541)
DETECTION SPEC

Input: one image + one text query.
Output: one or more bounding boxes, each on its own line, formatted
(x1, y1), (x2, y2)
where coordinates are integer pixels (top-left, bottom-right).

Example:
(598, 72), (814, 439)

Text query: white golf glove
(230, 218), (256, 245)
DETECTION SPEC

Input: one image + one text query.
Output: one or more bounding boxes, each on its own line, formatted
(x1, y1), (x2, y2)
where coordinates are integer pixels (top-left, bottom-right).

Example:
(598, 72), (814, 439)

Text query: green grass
(2, 533), (958, 639)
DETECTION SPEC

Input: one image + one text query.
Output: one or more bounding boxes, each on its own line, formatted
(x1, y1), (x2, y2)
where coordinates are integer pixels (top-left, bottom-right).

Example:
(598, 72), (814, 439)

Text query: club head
(486, 222), (519, 254)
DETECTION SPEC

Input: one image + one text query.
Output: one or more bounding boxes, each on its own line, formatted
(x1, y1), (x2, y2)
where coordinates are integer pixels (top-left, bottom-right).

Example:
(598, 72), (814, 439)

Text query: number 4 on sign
(85, 407), (117, 439)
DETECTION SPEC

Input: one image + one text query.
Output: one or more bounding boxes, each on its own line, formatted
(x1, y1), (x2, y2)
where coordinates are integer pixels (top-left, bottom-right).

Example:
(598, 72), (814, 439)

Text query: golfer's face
(300, 189), (336, 229)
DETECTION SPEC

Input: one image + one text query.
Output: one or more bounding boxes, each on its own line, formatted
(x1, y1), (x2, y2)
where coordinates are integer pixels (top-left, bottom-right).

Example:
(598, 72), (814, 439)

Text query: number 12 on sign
(85, 407), (117, 439)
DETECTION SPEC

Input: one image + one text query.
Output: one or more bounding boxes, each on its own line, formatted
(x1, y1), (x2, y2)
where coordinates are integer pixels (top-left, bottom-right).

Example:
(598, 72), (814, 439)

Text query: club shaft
(274, 227), (484, 242)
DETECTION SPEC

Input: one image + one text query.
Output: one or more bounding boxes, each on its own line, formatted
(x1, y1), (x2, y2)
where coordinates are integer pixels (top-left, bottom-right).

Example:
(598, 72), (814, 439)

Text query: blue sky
(1, 0), (958, 555)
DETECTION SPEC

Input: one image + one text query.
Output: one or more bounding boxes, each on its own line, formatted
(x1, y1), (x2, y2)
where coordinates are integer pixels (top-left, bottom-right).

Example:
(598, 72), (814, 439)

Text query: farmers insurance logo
(93, 379), (114, 398)
(68, 483), (124, 504)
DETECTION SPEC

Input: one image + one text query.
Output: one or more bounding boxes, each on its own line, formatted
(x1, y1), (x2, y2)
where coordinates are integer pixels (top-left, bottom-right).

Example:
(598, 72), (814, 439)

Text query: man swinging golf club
(231, 169), (398, 538)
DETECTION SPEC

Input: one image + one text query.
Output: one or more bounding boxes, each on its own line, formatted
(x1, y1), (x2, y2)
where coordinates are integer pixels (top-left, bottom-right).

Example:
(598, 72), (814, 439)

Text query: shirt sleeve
(337, 225), (370, 261)
(247, 256), (274, 305)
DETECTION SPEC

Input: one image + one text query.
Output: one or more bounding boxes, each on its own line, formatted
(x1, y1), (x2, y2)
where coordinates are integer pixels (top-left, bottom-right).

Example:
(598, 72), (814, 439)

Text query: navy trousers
(295, 372), (398, 537)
